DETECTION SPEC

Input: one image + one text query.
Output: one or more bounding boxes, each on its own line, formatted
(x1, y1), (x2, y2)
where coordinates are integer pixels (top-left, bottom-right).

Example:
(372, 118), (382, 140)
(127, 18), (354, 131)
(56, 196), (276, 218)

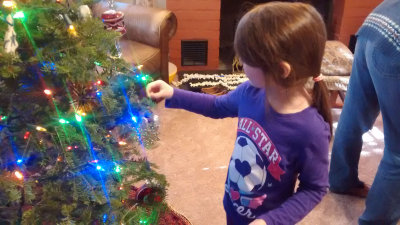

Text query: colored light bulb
(3, 0), (15, 8)
(13, 11), (25, 19)
(36, 126), (47, 132)
(77, 110), (86, 116)
(24, 131), (30, 139)
(132, 116), (137, 123)
(44, 89), (52, 95)
(103, 214), (108, 223)
(68, 25), (77, 36)
(75, 114), (82, 122)
(118, 141), (127, 146)
(14, 171), (23, 180)
(16, 159), (23, 164)
(59, 118), (69, 124)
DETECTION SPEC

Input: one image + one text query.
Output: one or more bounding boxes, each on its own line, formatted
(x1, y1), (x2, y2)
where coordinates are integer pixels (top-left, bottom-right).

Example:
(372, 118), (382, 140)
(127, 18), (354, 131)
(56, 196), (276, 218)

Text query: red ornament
(101, 10), (126, 34)
(135, 184), (164, 204)
(136, 185), (151, 201)
(154, 195), (162, 202)
(129, 186), (138, 199)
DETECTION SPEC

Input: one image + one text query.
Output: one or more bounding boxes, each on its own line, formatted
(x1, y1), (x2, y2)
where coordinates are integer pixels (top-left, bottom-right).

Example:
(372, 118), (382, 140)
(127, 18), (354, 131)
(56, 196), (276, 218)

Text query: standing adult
(329, 0), (400, 224)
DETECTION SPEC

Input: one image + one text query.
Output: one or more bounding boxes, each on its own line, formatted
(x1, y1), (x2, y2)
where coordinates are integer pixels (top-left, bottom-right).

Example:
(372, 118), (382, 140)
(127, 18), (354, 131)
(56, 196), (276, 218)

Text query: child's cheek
(244, 64), (265, 88)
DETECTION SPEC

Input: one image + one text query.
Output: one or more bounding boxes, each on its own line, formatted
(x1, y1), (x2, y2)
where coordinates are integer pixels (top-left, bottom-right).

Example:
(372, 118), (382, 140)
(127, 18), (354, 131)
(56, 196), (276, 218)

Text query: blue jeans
(329, 34), (400, 225)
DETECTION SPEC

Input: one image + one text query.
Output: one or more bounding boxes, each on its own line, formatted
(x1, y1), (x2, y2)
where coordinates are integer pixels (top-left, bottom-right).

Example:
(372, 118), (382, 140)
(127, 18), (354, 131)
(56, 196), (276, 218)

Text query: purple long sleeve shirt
(166, 81), (330, 225)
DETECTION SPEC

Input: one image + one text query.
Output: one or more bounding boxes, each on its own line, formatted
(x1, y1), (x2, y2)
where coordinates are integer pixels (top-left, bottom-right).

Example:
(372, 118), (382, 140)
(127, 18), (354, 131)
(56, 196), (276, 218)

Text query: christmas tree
(0, 0), (170, 224)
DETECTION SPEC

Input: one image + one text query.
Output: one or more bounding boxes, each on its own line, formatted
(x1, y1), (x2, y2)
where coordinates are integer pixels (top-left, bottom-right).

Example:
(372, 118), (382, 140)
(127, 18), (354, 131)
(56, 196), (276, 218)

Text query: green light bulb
(59, 118), (69, 124)
(13, 11), (25, 19)
(75, 114), (82, 122)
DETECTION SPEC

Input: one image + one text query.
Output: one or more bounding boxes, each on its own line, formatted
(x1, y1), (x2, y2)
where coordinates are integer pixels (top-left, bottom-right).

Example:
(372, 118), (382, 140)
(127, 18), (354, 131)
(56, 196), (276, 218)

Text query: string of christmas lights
(0, 0), (168, 224)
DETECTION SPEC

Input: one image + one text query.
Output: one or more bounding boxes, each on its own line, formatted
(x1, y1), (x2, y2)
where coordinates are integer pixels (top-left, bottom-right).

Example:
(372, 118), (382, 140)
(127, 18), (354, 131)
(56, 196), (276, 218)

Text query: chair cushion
(120, 39), (161, 75)
(321, 41), (354, 76)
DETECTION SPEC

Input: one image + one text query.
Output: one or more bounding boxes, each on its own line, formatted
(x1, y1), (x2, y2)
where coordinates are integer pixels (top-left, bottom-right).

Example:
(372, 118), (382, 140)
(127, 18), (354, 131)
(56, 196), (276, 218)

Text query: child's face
(243, 63), (266, 88)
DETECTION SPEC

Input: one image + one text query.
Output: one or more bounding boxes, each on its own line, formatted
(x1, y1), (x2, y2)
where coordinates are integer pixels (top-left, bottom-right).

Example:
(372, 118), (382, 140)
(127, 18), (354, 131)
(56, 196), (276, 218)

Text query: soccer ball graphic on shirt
(228, 136), (267, 194)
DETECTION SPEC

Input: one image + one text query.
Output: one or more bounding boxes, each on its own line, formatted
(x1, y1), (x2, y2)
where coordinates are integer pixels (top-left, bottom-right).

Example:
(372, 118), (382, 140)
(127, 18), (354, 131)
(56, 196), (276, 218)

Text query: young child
(146, 2), (331, 225)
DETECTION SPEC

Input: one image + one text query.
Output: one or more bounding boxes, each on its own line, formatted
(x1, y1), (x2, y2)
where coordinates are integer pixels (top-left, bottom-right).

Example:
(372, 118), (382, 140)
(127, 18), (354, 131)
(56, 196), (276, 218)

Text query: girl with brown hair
(147, 2), (331, 225)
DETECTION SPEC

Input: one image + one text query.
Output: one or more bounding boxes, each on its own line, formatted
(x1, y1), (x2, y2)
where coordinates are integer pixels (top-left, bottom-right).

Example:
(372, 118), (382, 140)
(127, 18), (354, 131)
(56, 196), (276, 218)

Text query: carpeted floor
(148, 102), (395, 225)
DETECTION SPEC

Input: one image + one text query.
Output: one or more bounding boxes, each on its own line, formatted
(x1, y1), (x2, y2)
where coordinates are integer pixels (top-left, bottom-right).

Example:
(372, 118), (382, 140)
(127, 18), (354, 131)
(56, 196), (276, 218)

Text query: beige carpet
(148, 102), (395, 225)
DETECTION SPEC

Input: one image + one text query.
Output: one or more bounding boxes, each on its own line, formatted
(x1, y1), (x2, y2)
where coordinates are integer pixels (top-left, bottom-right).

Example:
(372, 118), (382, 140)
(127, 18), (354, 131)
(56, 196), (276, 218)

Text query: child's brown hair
(234, 2), (332, 136)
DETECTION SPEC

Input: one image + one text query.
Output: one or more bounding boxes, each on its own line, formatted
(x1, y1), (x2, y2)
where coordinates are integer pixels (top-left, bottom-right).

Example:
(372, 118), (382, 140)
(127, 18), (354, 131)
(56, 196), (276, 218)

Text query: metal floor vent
(181, 40), (208, 66)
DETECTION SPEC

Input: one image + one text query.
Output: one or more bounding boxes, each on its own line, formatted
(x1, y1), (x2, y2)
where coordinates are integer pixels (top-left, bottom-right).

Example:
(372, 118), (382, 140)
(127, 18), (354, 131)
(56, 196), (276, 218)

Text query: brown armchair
(92, 2), (177, 82)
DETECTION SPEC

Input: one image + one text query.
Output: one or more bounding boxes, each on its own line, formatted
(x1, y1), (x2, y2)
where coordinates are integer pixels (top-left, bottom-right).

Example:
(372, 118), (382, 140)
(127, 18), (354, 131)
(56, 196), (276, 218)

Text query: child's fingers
(146, 81), (161, 97)
(149, 90), (166, 100)
(146, 82), (155, 98)
(152, 97), (164, 104)
(146, 80), (169, 102)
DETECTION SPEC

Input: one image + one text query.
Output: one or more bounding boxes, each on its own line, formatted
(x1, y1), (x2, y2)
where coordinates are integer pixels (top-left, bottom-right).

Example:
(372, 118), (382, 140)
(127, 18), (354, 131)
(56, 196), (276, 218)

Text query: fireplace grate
(181, 40), (208, 66)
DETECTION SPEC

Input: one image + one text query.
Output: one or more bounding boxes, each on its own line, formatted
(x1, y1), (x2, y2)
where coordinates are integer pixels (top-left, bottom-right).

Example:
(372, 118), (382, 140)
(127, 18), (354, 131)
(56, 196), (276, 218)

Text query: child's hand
(146, 80), (174, 103)
(249, 219), (267, 225)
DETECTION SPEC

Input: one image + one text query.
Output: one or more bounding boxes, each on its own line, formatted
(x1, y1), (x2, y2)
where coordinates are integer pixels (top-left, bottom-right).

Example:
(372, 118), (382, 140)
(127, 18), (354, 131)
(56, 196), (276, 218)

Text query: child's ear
(280, 61), (291, 79)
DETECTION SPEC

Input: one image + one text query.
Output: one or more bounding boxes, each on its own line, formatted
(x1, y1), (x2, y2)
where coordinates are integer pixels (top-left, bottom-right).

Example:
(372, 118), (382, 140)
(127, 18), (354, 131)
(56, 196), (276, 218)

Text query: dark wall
(219, 0), (333, 67)
(219, 0), (333, 48)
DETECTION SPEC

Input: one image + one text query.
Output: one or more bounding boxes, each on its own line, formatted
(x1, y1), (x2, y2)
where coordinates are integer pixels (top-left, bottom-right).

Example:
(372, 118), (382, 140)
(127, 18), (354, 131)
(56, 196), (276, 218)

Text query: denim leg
(358, 36), (400, 224)
(359, 162), (400, 225)
(329, 37), (380, 191)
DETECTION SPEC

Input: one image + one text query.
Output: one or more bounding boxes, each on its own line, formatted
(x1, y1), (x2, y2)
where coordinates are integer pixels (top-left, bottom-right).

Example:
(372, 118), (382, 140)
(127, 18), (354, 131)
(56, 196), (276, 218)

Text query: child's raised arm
(147, 80), (248, 119)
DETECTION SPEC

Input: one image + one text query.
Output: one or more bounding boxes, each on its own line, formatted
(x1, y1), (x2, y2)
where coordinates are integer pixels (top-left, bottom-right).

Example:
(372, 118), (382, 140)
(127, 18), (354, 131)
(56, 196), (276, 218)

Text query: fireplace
(166, 0), (382, 72)
(219, 0), (333, 71)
